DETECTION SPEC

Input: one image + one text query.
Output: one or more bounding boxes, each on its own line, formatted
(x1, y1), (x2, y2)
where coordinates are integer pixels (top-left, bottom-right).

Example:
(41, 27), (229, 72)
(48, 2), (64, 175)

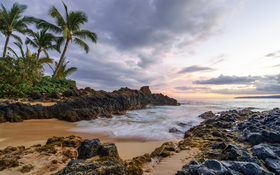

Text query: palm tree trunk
(36, 47), (41, 61)
(3, 33), (11, 57)
(53, 39), (70, 78)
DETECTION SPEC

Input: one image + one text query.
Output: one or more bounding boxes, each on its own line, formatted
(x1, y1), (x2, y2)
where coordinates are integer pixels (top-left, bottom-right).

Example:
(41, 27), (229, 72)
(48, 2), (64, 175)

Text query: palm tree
(49, 59), (77, 79)
(8, 41), (53, 69)
(25, 28), (59, 60)
(37, 2), (97, 78)
(0, 3), (34, 57)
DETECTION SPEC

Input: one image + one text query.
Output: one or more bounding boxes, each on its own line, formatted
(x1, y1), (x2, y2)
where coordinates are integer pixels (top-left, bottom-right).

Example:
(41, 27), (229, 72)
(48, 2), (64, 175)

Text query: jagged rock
(212, 142), (227, 149)
(46, 92), (61, 99)
(212, 130), (224, 137)
(198, 111), (215, 119)
(252, 144), (278, 160)
(179, 109), (280, 175)
(222, 144), (242, 160)
(265, 158), (280, 173)
(221, 161), (274, 175)
(151, 142), (177, 157)
(177, 160), (273, 175)
(177, 160), (232, 175)
(29, 92), (43, 100)
(58, 139), (126, 175)
(77, 139), (101, 159)
(140, 86), (151, 95)
(0, 86), (179, 123)
(57, 158), (128, 175)
(99, 143), (119, 158)
(169, 127), (183, 134)
(246, 133), (264, 146)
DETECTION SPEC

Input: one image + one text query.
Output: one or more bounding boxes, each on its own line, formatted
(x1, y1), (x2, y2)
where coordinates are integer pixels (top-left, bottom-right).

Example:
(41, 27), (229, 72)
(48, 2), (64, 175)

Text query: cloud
(175, 86), (210, 91)
(212, 54), (226, 64)
(178, 65), (213, 74)
(265, 50), (280, 58)
(194, 75), (257, 85)
(1, 0), (232, 91)
(192, 74), (280, 95)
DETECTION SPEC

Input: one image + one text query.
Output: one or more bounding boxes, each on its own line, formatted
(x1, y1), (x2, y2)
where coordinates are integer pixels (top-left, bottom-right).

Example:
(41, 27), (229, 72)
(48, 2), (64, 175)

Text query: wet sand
(144, 148), (200, 175)
(0, 119), (165, 160)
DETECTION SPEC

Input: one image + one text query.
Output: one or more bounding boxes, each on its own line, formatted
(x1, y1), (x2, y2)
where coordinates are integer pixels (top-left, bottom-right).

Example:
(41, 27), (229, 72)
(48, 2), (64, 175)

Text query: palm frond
(25, 37), (38, 48)
(73, 30), (97, 43)
(37, 19), (63, 33)
(74, 38), (89, 53)
(38, 57), (53, 64)
(64, 66), (77, 77)
(49, 5), (66, 28)
(62, 2), (69, 25)
(68, 11), (88, 31)
(11, 33), (22, 44)
(7, 47), (19, 58)
(14, 41), (25, 57)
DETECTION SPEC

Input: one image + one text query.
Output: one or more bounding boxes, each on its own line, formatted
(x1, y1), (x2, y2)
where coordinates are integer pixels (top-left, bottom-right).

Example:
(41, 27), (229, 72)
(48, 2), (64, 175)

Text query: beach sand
(0, 119), (165, 160)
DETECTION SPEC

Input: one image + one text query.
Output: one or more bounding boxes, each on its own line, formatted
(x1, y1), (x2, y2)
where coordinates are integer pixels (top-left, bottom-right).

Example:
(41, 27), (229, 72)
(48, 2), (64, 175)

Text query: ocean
(70, 98), (280, 141)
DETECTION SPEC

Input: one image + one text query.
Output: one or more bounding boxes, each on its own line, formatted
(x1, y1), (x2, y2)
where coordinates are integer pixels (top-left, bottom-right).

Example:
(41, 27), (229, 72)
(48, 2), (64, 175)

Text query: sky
(2, 0), (280, 98)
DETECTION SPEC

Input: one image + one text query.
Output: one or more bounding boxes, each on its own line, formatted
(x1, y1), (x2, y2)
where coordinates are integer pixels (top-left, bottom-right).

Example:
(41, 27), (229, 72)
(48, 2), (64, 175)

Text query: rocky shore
(177, 108), (280, 175)
(1, 107), (279, 174)
(0, 86), (179, 123)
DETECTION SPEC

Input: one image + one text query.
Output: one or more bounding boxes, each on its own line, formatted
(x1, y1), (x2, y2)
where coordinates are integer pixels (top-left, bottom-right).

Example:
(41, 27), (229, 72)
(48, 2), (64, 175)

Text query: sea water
(70, 98), (280, 141)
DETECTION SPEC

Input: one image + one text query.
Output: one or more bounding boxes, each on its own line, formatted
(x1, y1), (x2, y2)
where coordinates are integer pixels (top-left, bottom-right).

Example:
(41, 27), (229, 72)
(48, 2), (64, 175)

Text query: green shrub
(0, 56), (42, 98)
(0, 56), (77, 98)
(31, 76), (77, 95)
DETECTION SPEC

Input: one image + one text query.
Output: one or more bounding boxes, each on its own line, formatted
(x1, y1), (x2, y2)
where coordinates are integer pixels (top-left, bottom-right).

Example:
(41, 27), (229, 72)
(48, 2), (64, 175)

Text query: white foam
(71, 105), (203, 141)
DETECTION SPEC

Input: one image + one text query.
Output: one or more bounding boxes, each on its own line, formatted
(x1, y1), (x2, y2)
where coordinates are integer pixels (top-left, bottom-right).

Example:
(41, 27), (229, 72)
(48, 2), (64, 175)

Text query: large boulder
(57, 158), (127, 175)
(140, 86), (151, 95)
(198, 111), (215, 119)
(58, 139), (126, 175)
(77, 139), (101, 159)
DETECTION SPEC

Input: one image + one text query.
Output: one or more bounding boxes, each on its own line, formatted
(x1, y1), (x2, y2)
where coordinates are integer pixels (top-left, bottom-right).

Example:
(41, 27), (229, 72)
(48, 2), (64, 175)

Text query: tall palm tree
(0, 3), (34, 57)
(37, 2), (97, 78)
(25, 28), (59, 60)
(49, 59), (77, 79)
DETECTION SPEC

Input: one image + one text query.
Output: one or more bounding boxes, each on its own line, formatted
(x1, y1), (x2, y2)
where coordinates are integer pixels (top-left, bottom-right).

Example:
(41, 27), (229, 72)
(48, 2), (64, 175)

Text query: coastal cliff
(0, 86), (179, 123)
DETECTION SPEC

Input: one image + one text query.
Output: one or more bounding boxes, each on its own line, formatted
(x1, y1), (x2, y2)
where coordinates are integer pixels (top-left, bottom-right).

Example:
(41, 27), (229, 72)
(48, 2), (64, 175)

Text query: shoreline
(0, 119), (166, 160)
(0, 108), (279, 174)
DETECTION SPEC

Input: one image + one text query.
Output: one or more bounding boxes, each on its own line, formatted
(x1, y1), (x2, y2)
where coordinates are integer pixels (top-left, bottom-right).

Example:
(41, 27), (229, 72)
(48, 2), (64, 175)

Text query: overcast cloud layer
(2, 0), (229, 91)
(2, 0), (280, 96)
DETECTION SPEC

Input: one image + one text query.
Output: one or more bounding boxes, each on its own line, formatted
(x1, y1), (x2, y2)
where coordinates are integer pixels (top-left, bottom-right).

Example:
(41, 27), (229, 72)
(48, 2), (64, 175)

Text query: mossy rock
(0, 157), (19, 171)
(125, 153), (151, 175)
(37, 135), (81, 153)
(20, 164), (33, 173)
(151, 142), (177, 157)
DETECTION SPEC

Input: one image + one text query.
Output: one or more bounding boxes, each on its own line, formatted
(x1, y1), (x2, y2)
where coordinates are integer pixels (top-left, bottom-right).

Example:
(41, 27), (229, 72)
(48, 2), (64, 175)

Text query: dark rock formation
(198, 111), (215, 119)
(169, 127), (184, 134)
(0, 86), (179, 123)
(57, 139), (127, 175)
(178, 108), (280, 175)
(77, 139), (101, 159)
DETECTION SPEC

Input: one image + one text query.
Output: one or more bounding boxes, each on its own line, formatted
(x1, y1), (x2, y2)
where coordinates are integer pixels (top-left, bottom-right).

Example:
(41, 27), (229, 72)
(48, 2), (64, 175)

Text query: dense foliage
(0, 56), (41, 97)
(32, 76), (76, 95)
(0, 2), (97, 98)
(0, 56), (76, 98)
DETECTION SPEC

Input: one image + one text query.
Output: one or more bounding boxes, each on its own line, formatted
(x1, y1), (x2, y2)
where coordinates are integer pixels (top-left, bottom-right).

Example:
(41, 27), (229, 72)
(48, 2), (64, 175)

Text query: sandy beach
(0, 119), (165, 160)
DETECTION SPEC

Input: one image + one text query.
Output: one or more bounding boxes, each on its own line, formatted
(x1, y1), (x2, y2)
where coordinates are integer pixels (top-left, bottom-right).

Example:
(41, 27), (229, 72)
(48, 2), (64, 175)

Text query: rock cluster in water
(0, 86), (179, 123)
(177, 108), (280, 175)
